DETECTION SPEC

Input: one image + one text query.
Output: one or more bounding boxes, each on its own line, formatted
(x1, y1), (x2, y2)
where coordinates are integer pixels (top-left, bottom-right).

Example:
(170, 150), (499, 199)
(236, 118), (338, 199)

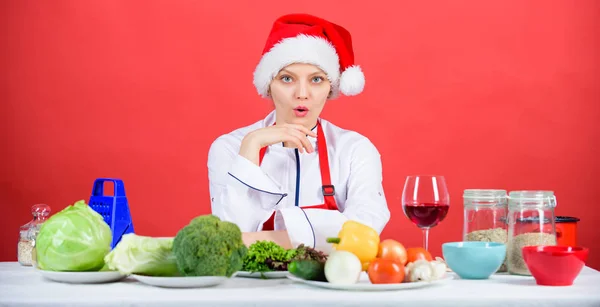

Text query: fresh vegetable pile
(35, 200), (247, 278)
(35, 200), (446, 285)
(106, 214), (249, 277)
(288, 220), (448, 285)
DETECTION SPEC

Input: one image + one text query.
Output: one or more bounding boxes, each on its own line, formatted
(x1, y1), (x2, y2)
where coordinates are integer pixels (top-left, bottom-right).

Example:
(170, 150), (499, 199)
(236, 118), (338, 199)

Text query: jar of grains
(18, 204), (51, 266)
(506, 191), (557, 275)
(463, 189), (509, 272)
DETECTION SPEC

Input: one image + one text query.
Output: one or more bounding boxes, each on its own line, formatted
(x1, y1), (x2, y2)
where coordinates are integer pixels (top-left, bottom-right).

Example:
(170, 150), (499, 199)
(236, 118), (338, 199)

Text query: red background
(2, 1), (599, 269)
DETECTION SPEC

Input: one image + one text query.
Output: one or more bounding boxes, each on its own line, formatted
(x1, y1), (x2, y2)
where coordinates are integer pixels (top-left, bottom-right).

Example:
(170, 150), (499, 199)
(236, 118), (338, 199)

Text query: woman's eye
(281, 76), (292, 83)
(312, 76), (324, 83)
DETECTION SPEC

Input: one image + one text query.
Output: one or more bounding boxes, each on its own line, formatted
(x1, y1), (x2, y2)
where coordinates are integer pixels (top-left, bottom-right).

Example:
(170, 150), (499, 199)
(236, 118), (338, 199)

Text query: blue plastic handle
(92, 178), (126, 197)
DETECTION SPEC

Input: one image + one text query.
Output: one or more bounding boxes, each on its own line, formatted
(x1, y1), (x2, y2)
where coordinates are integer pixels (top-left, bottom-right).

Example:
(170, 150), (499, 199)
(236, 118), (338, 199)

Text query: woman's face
(269, 63), (331, 129)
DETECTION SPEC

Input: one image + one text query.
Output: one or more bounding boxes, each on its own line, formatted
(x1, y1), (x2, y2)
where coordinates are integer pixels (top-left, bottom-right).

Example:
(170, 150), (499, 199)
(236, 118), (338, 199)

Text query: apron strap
(259, 146), (267, 165)
(316, 121), (337, 210)
(258, 121), (338, 210)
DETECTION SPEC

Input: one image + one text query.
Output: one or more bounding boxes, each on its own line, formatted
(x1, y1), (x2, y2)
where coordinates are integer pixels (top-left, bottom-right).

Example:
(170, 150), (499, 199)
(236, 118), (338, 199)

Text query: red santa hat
(253, 14), (365, 99)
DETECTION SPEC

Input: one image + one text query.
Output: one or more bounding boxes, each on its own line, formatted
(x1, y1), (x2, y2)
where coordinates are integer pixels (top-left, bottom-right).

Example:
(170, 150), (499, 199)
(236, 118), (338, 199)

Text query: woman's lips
(294, 106), (309, 118)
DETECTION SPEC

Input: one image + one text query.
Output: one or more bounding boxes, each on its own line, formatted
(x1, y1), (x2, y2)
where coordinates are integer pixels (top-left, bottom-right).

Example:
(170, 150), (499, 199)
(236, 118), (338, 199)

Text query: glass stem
(423, 228), (430, 251)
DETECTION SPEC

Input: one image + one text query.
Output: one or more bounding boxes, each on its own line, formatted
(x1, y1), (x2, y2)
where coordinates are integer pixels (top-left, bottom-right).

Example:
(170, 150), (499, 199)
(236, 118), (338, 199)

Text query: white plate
(36, 269), (126, 284)
(234, 271), (288, 279)
(286, 272), (453, 291)
(132, 274), (228, 288)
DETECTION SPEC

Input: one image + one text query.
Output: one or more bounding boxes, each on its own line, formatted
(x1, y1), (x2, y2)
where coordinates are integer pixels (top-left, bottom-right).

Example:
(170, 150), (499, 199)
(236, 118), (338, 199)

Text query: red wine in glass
(402, 176), (450, 251)
(403, 203), (450, 228)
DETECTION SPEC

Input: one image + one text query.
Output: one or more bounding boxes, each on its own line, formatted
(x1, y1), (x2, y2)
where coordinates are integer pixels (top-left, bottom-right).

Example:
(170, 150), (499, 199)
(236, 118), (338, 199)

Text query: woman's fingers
(255, 124), (317, 152)
(284, 134), (305, 153)
(279, 130), (313, 153)
(287, 128), (314, 153)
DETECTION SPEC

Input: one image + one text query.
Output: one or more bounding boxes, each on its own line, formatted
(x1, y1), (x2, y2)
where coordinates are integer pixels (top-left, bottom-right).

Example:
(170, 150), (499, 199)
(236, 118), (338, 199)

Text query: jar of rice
(506, 191), (557, 275)
(463, 189), (508, 272)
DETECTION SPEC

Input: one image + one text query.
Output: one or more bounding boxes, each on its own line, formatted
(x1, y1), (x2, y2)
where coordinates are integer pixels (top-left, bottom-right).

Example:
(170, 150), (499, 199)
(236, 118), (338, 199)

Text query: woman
(208, 14), (390, 252)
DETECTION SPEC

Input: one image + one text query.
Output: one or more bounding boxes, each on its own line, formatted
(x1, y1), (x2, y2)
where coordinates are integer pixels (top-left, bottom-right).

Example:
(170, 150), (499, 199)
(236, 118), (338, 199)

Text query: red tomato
(367, 258), (405, 284)
(406, 247), (433, 263)
(378, 239), (408, 266)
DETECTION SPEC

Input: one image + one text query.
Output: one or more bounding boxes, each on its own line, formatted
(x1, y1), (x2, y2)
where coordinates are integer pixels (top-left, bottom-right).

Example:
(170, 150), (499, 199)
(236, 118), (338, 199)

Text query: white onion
(324, 251), (362, 284)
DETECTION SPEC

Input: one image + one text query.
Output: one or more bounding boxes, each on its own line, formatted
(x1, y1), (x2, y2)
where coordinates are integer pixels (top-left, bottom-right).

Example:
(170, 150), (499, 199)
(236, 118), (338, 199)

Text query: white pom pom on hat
(339, 65), (365, 96)
(253, 14), (365, 99)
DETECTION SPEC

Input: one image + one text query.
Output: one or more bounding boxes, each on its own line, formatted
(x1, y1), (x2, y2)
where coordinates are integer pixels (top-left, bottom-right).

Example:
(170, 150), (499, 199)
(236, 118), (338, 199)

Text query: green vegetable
(104, 234), (179, 276)
(289, 259), (326, 281)
(291, 244), (328, 263)
(35, 200), (112, 272)
(172, 215), (247, 277)
(242, 240), (298, 273)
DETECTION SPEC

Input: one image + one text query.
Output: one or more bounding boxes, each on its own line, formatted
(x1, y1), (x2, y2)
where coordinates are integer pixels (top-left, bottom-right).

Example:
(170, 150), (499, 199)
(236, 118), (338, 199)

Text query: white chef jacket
(207, 110), (390, 253)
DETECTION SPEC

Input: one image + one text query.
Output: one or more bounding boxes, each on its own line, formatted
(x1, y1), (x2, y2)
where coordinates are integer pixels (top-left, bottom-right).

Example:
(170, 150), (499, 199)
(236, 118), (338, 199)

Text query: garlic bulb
(405, 258), (448, 282)
(406, 259), (434, 282)
(430, 257), (448, 279)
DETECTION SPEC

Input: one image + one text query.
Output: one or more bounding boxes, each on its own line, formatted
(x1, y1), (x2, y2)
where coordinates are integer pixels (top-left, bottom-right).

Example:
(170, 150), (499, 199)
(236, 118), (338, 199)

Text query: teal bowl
(442, 242), (506, 279)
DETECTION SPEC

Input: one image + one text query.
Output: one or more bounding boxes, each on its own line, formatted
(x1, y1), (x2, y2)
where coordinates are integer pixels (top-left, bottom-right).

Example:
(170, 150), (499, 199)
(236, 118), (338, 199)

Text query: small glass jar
(18, 204), (51, 266)
(507, 191), (557, 275)
(463, 189), (508, 272)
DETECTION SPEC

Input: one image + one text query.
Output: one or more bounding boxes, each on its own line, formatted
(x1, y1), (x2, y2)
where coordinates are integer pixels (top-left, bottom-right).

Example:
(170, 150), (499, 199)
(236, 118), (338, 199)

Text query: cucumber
(288, 260), (326, 281)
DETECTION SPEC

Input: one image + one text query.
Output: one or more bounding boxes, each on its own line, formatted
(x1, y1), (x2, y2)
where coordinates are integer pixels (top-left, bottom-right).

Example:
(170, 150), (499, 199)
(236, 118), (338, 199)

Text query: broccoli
(172, 215), (248, 277)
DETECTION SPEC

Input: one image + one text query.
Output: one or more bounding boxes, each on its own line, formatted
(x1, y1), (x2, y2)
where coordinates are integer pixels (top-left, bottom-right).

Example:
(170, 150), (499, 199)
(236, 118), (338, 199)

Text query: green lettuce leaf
(104, 234), (179, 276)
(242, 240), (298, 272)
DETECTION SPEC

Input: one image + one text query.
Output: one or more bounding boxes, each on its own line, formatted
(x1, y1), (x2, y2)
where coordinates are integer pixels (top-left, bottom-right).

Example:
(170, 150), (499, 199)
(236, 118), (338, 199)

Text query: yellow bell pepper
(326, 220), (380, 271)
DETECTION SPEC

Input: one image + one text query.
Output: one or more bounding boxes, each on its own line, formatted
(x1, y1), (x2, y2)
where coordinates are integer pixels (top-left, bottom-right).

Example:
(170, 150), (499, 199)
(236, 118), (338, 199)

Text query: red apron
(260, 120), (339, 231)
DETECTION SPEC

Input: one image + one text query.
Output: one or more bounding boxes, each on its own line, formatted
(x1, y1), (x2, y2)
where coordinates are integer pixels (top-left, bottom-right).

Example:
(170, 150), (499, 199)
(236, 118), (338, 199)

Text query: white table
(1, 262), (599, 307)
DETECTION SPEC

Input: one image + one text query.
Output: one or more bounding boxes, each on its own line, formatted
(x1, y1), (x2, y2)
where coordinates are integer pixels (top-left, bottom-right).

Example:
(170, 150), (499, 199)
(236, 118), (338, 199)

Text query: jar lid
(504, 216), (552, 224)
(31, 204), (51, 217)
(500, 216), (575, 223)
(556, 216), (580, 223)
(508, 191), (556, 208)
(463, 189), (507, 201)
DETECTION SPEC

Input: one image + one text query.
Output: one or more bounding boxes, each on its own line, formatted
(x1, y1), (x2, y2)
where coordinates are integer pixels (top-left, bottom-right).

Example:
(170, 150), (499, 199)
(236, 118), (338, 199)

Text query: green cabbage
(35, 200), (112, 271)
(104, 234), (179, 276)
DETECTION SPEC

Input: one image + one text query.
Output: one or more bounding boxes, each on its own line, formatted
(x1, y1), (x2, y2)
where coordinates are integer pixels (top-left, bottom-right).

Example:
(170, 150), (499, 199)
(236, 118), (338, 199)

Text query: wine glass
(401, 175), (450, 251)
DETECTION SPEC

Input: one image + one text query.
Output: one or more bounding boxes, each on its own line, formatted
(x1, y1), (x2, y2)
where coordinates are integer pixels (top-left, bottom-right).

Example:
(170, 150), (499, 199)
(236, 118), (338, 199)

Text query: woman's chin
(289, 117), (315, 127)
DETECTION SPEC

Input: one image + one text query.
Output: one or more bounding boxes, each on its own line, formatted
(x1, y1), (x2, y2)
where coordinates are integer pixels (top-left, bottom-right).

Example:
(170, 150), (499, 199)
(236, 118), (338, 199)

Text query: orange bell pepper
(326, 220), (380, 271)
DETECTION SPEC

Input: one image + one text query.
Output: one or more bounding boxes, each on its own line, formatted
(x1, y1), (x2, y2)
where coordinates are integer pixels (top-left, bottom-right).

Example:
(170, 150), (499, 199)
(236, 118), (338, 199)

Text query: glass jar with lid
(506, 191), (557, 275)
(18, 204), (51, 266)
(463, 189), (508, 272)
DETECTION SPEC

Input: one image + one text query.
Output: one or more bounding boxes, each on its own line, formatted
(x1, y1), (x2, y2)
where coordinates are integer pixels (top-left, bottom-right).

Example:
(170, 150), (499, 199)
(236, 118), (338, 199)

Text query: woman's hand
(239, 124), (317, 165)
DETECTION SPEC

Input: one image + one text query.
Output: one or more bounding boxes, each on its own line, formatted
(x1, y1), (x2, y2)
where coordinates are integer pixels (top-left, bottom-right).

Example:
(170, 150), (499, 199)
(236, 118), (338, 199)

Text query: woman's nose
(295, 81), (309, 100)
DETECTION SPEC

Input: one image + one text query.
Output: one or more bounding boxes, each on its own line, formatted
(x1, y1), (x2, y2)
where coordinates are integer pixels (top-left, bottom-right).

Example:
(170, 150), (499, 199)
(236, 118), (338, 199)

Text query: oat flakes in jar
(463, 189), (508, 272)
(507, 191), (557, 275)
(18, 204), (51, 266)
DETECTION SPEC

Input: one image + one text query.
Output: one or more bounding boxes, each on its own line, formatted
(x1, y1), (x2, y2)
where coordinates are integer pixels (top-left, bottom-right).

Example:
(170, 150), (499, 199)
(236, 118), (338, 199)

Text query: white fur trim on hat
(253, 34), (341, 98)
(339, 65), (365, 96)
